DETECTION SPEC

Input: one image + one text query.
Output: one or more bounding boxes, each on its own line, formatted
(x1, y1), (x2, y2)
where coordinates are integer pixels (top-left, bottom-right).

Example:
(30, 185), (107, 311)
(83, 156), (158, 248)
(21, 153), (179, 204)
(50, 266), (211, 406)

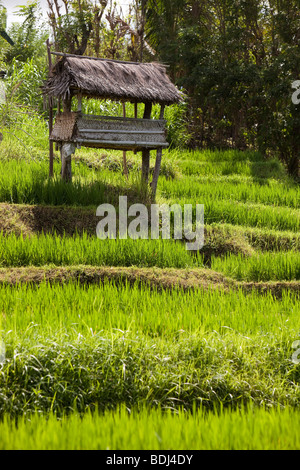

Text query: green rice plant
(160, 176), (299, 209)
(0, 156), (152, 207)
(0, 232), (198, 269)
(167, 197), (300, 232)
(1, 405), (300, 450)
(0, 280), (299, 417)
(210, 251), (300, 281)
(1, 282), (299, 339)
(0, 158), (128, 207)
(205, 223), (300, 252)
(1, 317), (299, 416)
(178, 159), (287, 179)
(171, 149), (265, 163)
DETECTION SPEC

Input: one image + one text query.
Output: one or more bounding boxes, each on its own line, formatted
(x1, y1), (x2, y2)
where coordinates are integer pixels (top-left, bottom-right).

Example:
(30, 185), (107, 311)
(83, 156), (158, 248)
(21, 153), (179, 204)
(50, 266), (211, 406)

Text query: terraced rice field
(0, 147), (299, 450)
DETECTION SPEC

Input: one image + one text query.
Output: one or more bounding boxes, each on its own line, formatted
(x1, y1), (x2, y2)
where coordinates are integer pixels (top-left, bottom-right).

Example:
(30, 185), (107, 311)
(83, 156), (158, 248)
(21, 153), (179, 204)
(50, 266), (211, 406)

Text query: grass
(1, 314), (299, 417)
(1, 405), (300, 450)
(0, 139), (299, 448)
(161, 176), (299, 208)
(209, 251), (300, 281)
(1, 281), (299, 337)
(0, 155), (298, 232)
(0, 203), (299, 253)
(0, 232), (198, 269)
(0, 281), (299, 417)
(178, 159), (287, 179)
(0, 232), (299, 281)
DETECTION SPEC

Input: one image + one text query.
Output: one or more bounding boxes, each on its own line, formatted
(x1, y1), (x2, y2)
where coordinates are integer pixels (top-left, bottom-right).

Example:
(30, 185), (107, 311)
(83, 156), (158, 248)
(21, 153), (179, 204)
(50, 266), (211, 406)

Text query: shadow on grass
(0, 174), (154, 237)
(249, 159), (288, 184)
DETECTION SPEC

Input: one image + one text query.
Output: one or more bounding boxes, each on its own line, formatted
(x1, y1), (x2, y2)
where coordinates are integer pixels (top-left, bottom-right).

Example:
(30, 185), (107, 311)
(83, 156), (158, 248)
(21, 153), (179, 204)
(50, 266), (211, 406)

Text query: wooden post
(134, 102), (138, 155)
(122, 102), (128, 179)
(151, 105), (165, 199)
(46, 39), (54, 178)
(61, 143), (75, 182)
(151, 148), (162, 199)
(77, 93), (82, 113)
(141, 102), (152, 183)
(63, 96), (72, 113)
(60, 97), (73, 180)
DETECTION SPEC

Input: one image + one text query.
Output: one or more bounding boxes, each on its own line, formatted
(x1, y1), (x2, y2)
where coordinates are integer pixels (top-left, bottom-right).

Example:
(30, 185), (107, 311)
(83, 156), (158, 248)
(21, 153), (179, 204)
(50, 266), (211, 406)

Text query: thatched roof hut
(43, 53), (183, 105)
(43, 52), (183, 194)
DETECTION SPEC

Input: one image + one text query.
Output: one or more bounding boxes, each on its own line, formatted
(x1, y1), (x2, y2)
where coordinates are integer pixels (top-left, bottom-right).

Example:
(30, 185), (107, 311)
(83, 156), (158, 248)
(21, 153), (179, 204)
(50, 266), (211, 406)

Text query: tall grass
(179, 159), (287, 179)
(176, 197), (300, 232)
(0, 280), (299, 416)
(0, 158), (298, 231)
(1, 315), (299, 416)
(210, 251), (300, 281)
(0, 232), (197, 269)
(161, 177), (299, 209)
(0, 232), (299, 279)
(1, 282), (299, 338)
(1, 405), (300, 450)
(171, 149), (265, 162)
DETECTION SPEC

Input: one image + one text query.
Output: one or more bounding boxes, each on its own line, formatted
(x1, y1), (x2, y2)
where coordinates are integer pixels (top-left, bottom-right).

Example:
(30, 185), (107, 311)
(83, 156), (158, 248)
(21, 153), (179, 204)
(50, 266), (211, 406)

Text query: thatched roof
(43, 54), (183, 105)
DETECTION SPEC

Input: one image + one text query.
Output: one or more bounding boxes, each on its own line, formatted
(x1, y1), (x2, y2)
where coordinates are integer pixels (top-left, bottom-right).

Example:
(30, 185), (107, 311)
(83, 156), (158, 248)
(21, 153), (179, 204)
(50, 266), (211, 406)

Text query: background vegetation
(0, 0), (299, 177)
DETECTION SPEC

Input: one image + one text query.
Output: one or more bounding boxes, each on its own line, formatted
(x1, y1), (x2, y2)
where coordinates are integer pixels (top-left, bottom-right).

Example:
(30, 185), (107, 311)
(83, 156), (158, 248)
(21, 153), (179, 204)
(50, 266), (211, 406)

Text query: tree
(2, 2), (48, 113)
(4, 1), (46, 64)
(46, 0), (154, 61)
(0, 4), (14, 70)
(47, 0), (98, 55)
(145, 0), (300, 178)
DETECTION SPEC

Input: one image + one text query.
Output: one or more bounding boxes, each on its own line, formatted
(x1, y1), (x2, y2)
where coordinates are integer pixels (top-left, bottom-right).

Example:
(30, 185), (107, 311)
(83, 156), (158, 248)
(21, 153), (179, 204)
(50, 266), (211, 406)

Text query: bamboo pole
(122, 102), (128, 179)
(141, 102), (152, 184)
(46, 39), (54, 178)
(134, 102), (138, 155)
(151, 105), (165, 199)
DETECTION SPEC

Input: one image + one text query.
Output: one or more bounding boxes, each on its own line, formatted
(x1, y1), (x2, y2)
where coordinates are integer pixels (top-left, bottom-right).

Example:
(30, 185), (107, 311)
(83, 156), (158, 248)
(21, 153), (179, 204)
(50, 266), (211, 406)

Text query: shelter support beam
(46, 39), (54, 178)
(122, 102), (128, 179)
(61, 142), (76, 182)
(141, 102), (152, 184)
(151, 148), (162, 199)
(151, 106), (165, 199)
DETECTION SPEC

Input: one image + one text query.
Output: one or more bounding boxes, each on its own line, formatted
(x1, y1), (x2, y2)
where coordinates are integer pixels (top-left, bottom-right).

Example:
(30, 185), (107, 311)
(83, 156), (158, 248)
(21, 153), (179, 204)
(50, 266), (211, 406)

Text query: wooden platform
(50, 112), (169, 151)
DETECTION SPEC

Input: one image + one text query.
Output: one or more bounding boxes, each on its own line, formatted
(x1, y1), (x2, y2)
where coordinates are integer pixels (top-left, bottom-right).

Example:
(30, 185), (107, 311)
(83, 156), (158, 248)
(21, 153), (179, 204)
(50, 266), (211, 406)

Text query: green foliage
(0, 232), (197, 269)
(2, 406), (300, 449)
(0, 2), (48, 120)
(210, 251), (300, 282)
(4, 58), (47, 112)
(0, 126), (299, 448)
(4, 2), (47, 64)
(145, 0), (300, 178)
(0, 281), (300, 419)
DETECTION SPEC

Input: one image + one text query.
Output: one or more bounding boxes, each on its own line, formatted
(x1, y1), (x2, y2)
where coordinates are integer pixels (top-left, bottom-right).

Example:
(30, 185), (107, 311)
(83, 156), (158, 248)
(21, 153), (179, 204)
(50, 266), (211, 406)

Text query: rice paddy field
(0, 142), (299, 450)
